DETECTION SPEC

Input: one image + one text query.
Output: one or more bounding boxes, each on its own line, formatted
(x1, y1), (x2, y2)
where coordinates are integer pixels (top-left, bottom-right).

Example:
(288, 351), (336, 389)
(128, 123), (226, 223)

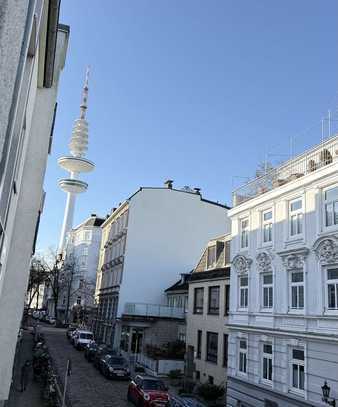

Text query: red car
(127, 375), (170, 406)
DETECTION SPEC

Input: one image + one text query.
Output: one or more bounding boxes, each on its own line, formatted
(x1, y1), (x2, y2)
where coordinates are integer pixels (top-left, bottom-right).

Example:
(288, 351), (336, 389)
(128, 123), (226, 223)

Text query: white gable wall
(117, 188), (229, 316)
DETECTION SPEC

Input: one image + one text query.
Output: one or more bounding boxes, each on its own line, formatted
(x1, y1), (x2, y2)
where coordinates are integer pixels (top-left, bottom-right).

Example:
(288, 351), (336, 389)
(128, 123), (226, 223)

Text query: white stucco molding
(256, 251), (273, 273)
(232, 254), (252, 274)
(313, 234), (338, 265)
(278, 248), (309, 271)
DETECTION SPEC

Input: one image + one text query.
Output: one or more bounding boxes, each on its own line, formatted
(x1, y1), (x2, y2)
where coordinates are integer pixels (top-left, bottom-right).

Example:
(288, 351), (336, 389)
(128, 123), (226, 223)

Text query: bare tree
(26, 259), (48, 309)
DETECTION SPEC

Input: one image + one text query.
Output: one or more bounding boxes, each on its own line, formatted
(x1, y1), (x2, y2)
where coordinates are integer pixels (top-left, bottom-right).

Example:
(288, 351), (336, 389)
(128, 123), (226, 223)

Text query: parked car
(66, 327), (77, 340)
(99, 355), (130, 379)
(46, 316), (56, 325)
(84, 341), (98, 362)
(93, 344), (116, 368)
(127, 375), (170, 406)
(73, 330), (94, 350)
(169, 395), (207, 407)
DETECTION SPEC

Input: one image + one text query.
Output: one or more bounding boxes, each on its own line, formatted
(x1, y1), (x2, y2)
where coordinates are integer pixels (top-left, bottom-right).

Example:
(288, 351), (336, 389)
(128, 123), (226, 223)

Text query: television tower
(57, 67), (94, 253)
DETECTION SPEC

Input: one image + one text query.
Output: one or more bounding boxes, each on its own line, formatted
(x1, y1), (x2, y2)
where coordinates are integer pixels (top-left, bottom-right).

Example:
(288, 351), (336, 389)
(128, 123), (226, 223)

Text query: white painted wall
(64, 221), (102, 308)
(117, 188), (229, 316)
(0, 22), (68, 404)
(227, 153), (338, 406)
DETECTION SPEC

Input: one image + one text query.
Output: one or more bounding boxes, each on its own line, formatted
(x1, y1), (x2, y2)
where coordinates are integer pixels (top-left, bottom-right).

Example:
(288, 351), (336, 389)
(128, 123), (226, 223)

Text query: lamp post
(322, 381), (336, 406)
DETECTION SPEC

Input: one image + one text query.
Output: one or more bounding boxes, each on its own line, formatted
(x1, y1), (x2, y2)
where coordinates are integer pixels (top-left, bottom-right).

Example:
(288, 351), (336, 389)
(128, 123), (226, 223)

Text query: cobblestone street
(43, 326), (132, 407)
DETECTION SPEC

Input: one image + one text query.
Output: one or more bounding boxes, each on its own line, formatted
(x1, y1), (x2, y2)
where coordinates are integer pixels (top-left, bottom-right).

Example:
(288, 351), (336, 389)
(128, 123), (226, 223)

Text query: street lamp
(322, 381), (336, 406)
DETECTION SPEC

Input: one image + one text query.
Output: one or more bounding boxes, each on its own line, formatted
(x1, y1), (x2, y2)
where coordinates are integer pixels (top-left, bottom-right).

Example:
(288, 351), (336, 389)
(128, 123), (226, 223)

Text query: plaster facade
(186, 235), (231, 386)
(0, 0), (68, 402)
(227, 136), (338, 407)
(94, 185), (230, 352)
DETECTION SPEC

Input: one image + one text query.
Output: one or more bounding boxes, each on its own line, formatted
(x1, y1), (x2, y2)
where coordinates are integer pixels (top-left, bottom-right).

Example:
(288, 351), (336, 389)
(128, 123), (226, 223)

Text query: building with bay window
(227, 134), (338, 407)
(186, 235), (231, 386)
(93, 181), (230, 355)
(57, 214), (105, 322)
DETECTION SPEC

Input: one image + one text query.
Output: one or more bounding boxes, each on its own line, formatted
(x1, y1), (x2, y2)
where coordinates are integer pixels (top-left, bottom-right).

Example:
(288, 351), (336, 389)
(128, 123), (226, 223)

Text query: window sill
(287, 309), (304, 315)
(260, 308), (273, 313)
(236, 371), (248, 378)
(261, 242), (273, 249)
(284, 237), (305, 247)
(260, 379), (273, 387)
(288, 388), (305, 398)
(205, 359), (218, 365)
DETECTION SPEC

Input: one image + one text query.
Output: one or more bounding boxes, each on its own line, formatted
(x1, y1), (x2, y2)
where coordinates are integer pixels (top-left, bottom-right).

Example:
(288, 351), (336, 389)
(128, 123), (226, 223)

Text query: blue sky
(37, 0), (338, 251)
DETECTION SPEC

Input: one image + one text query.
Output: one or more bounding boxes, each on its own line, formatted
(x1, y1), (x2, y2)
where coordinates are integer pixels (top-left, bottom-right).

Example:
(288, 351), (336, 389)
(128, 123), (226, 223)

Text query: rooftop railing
(123, 302), (185, 319)
(232, 134), (338, 207)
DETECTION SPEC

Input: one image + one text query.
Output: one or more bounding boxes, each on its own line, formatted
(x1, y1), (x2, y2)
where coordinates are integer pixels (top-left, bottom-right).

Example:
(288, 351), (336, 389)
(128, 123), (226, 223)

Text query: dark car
(84, 341), (98, 362)
(169, 395), (207, 407)
(127, 375), (169, 406)
(93, 344), (116, 368)
(99, 355), (130, 379)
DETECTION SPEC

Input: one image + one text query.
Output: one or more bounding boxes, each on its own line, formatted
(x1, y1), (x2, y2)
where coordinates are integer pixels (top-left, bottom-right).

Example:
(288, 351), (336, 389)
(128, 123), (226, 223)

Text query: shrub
(168, 369), (182, 380)
(197, 383), (225, 401)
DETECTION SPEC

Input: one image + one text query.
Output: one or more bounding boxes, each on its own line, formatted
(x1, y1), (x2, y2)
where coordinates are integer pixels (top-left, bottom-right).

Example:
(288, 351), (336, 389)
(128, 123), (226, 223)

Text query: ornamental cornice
(278, 247), (309, 271)
(232, 254), (252, 274)
(256, 251), (274, 273)
(313, 235), (338, 265)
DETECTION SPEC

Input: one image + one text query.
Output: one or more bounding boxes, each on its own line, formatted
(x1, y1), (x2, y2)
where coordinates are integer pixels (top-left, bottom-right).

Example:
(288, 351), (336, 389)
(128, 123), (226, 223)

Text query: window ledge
(284, 237), (305, 248)
(205, 359), (218, 365)
(260, 308), (273, 313)
(288, 388), (305, 398)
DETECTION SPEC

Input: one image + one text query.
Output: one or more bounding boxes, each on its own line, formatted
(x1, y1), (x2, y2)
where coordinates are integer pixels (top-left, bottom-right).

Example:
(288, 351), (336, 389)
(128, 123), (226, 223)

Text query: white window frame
(239, 275), (248, 309)
(289, 198), (303, 239)
(290, 347), (305, 395)
(262, 209), (273, 245)
(238, 339), (248, 375)
(326, 267), (338, 310)
(262, 273), (273, 310)
(323, 185), (338, 230)
(84, 230), (92, 241)
(240, 218), (249, 249)
(261, 342), (273, 385)
(289, 270), (304, 312)
(206, 244), (217, 269)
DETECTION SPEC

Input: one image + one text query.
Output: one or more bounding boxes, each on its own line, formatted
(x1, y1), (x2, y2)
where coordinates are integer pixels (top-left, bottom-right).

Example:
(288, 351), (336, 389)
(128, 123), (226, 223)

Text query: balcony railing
(123, 302), (185, 319)
(232, 134), (338, 207)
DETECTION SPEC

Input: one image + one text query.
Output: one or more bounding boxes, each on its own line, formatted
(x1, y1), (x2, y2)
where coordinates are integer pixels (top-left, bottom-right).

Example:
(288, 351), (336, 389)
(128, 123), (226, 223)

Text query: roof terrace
(232, 134), (338, 207)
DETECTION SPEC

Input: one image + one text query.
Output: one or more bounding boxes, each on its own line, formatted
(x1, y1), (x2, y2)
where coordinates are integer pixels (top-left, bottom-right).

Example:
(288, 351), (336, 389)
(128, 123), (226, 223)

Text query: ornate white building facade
(227, 135), (338, 406)
(57, 214), (104, 322)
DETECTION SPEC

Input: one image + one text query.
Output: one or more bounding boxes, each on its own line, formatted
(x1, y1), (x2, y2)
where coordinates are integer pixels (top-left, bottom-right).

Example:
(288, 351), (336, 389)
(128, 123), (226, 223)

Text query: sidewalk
(6, 329), (44, 407)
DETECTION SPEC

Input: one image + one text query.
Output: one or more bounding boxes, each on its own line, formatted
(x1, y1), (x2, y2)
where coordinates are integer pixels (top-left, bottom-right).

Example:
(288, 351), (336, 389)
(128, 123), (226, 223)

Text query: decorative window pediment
(313, 235), (338, 264)
(256, 252), (273, 273)
(232, 254), (252, 274)
(278, 248), (309, 271)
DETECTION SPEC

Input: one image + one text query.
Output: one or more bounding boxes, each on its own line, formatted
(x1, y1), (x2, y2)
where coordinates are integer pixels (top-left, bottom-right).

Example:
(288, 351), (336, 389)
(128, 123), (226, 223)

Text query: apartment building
(227, 135), (338, 406)
(93, 181), (230, 355)
(0, 1), (69, 404)
(186, 235), (231, 386)
(56, 214), (105, 322)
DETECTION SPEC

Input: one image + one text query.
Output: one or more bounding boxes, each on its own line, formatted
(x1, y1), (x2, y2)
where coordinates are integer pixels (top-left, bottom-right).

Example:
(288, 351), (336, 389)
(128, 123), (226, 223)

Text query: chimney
(91, 213), (96, 217)
(164, 179), (173, 189)
(194, 187), (201, 195)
